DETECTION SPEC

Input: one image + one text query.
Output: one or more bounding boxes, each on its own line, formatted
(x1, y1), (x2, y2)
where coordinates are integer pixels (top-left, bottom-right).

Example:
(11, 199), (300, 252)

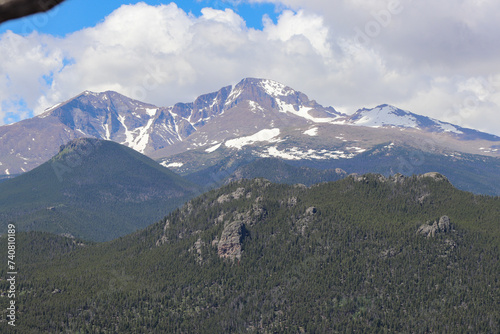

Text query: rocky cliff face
(217, 221), (247, 261)
(417, 216), (453, 238)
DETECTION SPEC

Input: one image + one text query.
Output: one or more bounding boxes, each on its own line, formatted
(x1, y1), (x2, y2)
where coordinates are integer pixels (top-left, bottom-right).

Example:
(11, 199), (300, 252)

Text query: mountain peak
(234, 78), (295, 98)
(349, 105), (415, 127)
(347, 104), (500, 141)
(0, 138), (199, 241)
(2, 77), (499, 180)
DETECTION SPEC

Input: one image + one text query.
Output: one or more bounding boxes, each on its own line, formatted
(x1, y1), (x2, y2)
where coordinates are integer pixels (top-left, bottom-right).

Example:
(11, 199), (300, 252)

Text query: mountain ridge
(1, 77), (499, 181)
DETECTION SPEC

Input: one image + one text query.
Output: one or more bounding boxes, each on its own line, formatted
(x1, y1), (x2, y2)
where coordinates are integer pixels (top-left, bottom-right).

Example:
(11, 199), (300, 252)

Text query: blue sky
(1, 0), (499, 136)
(0, 0), (279, 36)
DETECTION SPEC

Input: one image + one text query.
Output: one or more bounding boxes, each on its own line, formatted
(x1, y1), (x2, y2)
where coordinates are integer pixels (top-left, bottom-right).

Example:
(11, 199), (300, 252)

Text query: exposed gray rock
(305, 206), (317, 215)
(287, 197), (298, 207)
(350, 173), (363, 182)
(335, 168), (347, 176)
(217, 187), (246, 204)
(417, 215), (453, 238)
(163, 219), (170, 232)
(417, 193), (430, 204)
(419, 172), (449, 182)
(390, 173), (406, 184)
(294, 206), (318, 236)
(191, 237), (206, 263)
(156, 219), (171, 246)
(217, 194), (231, 204)
(218, 221), (247, 261)
(438, 215), (451, 232)
(232, 187), (246, 199)
(379, 248), (399, 259)
(156, 235), (168, 247)
(211, 236), (219, 247)
(214, 213), (226, 225)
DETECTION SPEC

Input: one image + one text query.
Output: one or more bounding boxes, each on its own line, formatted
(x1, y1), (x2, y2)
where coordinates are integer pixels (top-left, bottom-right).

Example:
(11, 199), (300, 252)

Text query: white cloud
(0, 0), (499, 136)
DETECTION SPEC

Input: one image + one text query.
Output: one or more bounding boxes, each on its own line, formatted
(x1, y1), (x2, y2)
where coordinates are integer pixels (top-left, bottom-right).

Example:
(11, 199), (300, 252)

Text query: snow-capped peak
(348, 105), (419, 128)
(258, 79), (295, 97)
(346, 104), (471, 136)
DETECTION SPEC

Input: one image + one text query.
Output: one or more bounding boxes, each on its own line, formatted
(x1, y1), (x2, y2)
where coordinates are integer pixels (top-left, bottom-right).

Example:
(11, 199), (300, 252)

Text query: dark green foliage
(227, 157), (346, 186)
(0, 174), (498, 333)
(0, 138), (200, 241)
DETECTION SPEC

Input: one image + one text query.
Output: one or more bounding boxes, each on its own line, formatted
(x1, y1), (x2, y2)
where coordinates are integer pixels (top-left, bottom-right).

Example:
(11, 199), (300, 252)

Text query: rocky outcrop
(417, 215), (452, 238)
(350, 172), (449, 188)
(155, 219), (170, 246)
(390, 173), (406, 184)
(217, 187), (247, 204)
(286, 197), (297, 207)
(294, 206), (318, 236)
(216, 198), (263, 261)
(218, 221), (248, 261)
(418, 172), (449, 182)
(350, 173), (387, 183)
(190, 237), (206, 264)
(335, 168), (347, 176)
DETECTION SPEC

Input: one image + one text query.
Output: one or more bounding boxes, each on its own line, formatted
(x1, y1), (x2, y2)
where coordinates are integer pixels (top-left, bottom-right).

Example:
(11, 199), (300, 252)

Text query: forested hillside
(0, 138), (200, 241)
(1, 174), (498, 332)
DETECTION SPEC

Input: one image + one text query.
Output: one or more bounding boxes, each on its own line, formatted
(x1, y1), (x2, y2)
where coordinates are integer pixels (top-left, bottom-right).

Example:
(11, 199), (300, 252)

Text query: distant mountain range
(1, 78), (499, 194)
(1, 79), (499, 332)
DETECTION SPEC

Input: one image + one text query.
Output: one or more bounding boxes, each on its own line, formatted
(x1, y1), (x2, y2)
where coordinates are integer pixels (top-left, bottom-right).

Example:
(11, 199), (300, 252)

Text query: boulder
(417, 215), (452, 238)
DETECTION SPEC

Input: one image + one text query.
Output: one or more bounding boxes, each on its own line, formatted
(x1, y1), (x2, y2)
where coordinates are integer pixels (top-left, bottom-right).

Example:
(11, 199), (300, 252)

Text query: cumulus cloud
(0, 0), (499, 136)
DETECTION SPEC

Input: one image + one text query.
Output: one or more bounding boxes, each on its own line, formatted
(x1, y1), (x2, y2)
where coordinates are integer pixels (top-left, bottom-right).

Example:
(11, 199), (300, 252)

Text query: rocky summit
(1, 78), (499, 178)
(1, 77), (500, 195)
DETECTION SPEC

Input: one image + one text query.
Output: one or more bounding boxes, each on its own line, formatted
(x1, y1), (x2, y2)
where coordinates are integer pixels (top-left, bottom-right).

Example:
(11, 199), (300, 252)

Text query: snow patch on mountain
(225, 85), (243, 107)
(261, 146), (363, 161)
(146, 108), (157, 116)
(161, 161), (184, 168)
(248, 101), (264, 113)
(259, 79), (294, 97)
(438, 122), (463, 134)
(42, 103), (62, 115)
(205, 143), (222, 153)
(304, 127), (318, 136)
(347, 105), (468, 135)
(276, 100), (334, 123)
(351, 105), (418, 128)
(134, 118), (154, 153)
(118, 115), (154, 153)
(479, 147), (499, 153)
(225, 128), (281, 150)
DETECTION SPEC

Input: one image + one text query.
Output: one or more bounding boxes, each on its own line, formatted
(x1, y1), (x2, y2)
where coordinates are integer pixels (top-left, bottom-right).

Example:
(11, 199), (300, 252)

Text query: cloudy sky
(1, 0), (499, 135)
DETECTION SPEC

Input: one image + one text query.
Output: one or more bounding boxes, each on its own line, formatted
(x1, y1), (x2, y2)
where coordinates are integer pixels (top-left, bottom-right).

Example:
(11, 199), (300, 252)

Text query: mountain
(0, 78), (341, 176)
(160, 124), (500, 195)
(0, 138), (199, 241)
(185, 156), (347, 188)
(2, 175), (498, 332)
(1, 78), (499, 194)
(345, 104), (500, 141)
